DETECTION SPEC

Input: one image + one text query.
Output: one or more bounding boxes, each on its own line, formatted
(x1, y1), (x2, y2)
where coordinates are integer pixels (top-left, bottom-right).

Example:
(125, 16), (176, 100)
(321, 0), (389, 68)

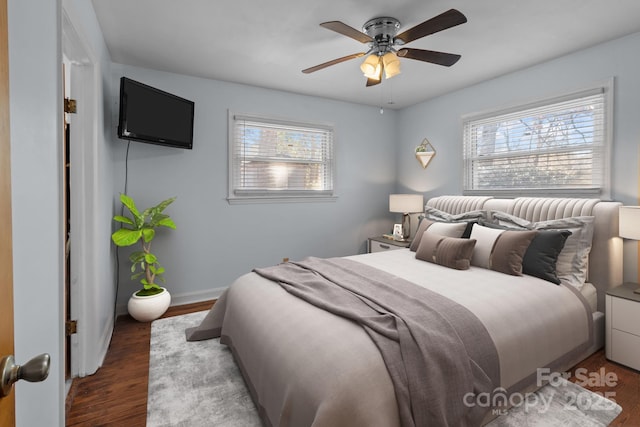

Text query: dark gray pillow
(522, 230), (572, 284)
(415, 231), (477, 270)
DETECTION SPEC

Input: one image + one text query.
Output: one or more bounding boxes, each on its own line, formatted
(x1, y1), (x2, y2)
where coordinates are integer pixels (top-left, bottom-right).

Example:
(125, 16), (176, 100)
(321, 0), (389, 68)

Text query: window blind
(230, 114), (334, 199)
(463, 86), (610, 196)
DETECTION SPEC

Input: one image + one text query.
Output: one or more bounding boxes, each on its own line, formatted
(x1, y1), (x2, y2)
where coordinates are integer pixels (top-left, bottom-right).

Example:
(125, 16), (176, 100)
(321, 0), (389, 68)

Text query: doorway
(62, 8), (101, 380)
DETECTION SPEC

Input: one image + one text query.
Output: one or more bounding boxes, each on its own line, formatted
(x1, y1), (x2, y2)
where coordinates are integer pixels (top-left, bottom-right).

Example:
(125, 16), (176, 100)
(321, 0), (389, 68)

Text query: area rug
(147, 312), (622, 427)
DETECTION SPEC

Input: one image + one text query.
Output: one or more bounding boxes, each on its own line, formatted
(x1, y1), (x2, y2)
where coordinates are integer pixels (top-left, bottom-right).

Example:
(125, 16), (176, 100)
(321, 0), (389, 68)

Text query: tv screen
(117, 77), (194, 149)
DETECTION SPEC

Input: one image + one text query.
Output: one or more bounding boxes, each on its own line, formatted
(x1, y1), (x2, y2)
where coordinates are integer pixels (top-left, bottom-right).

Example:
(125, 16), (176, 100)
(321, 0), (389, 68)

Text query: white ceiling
(91, 0), (640, 109)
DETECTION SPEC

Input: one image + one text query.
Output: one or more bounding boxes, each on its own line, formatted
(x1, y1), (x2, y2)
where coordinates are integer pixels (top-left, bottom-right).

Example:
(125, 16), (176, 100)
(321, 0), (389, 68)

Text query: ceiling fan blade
(397, 48), (461, 67)
(366, 78), (381, 87)
(395, 9), (467, 44)
(320, 21), (373, 44)
(302, 52), (365, 74)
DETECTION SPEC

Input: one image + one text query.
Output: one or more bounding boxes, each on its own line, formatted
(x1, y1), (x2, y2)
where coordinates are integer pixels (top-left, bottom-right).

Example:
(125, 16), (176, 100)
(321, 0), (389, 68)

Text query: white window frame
(228, 111), (337, 204)
(462, 79), (613, 199)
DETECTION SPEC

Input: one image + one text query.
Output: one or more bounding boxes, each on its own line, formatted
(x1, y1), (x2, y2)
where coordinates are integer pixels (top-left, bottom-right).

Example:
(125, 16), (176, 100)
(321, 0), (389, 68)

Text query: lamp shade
(360, 54), (381, 80)
(382, 52), (401, 79)
(619, 206), (640, 240)
(389, 194), (424, 214)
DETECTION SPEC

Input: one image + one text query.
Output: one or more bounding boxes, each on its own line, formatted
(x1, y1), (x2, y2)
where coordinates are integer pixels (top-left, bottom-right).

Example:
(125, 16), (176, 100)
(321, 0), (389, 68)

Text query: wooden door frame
(0, 0), (15, 422)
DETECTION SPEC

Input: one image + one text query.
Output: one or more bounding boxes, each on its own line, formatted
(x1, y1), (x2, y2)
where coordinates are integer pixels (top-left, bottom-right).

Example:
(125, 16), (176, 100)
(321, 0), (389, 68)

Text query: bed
(186, 196), (622, 427)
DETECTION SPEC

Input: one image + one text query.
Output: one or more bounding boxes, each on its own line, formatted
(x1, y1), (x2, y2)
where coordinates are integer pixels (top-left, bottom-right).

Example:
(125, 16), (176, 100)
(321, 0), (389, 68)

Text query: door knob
(0, 353), (50, 398)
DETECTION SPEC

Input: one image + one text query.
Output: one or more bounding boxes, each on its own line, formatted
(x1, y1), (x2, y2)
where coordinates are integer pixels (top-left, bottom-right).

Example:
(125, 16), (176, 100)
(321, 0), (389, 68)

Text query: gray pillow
(415, 231), (477, 270)
(490, 211), (594, 289)
(423, 207), (488, 238)
(409, 219), (467, 251)
(469, 224), (537, 276)
(480, 220), (572, 284)
(490, 230), (538, 276)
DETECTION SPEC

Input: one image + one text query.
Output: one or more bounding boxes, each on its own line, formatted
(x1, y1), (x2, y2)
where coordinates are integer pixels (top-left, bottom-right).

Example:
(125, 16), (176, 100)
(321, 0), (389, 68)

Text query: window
(463, 81), (612, 198)
(229, 113), (335, 203)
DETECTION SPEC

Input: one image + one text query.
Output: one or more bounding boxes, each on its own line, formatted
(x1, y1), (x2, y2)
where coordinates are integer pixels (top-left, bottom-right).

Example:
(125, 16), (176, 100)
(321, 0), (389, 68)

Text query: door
(0, 0), (15, 423)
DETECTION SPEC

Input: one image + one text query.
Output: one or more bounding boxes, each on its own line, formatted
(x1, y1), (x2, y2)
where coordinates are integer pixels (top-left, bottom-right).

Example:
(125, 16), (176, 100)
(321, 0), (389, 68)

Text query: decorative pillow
(522, 230), (572, 284)
(491, 229), (538, 276)
(423, 207), (488, 238)
(480, 220), (572, 284)
(415, 231), (476, 270)
(489, 211), (594, 289)
(469, 224), (537, 276)
(469, 224), (504, 269)
(409, 219), (467, 252)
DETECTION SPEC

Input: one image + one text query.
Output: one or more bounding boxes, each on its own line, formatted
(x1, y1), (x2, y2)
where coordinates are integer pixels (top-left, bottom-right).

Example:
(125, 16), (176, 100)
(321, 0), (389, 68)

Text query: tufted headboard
(426, 196), (623, 313)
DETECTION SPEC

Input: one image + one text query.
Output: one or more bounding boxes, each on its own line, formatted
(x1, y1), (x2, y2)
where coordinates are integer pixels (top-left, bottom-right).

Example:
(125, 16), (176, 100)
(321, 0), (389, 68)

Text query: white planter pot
(127, 287), (171, 322)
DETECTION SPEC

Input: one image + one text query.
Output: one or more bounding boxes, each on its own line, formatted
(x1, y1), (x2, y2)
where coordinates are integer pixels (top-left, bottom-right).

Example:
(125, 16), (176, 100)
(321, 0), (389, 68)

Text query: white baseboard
(116, 286), (227, 317)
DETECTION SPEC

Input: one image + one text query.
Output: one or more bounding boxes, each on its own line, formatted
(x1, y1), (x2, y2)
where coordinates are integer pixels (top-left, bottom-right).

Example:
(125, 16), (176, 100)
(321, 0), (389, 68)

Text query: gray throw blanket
(254, 257), (500, 427)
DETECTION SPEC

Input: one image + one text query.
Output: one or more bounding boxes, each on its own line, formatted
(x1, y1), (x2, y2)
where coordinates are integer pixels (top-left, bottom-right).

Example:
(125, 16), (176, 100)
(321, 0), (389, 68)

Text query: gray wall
(9, 0), (64, 425)
(110, 64), (398, 308)
(9, 1), (119, 424)
(396, 31), (640, 282)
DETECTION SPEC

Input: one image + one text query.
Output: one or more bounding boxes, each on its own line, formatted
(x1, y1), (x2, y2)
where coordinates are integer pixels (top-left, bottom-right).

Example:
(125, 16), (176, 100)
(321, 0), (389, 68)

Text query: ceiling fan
(302, 9), (467, 87)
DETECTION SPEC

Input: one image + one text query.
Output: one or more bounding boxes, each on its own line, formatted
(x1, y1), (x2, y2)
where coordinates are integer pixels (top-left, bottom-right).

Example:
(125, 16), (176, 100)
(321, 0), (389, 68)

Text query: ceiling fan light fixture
(360, 54), (382, 79)
(382, 51), (401, 79)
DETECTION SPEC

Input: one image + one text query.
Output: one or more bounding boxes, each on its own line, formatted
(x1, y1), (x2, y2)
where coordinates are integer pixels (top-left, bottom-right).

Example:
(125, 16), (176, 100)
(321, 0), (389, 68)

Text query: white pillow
(469, 224), (504, 269)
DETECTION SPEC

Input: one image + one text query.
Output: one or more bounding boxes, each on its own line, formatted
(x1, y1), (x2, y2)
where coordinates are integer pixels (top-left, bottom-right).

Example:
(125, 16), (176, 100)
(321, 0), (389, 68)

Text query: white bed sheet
(581, 281), (597, 313)
(346, 248), (593, 390)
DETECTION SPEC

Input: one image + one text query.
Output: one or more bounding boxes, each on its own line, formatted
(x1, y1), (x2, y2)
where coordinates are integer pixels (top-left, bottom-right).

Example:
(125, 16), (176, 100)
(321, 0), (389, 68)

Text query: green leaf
(154, 197), (176, 214)
(157, 217), (177, 229)
(145, 253), (157, 264)
(155, 267), (165, 275)
(113, 215), (134, 225)
(129, 251), (145, 263)
(141, 278), (149, 286)
(120, 194), (139, 216)
(111, 228), (142, 247)
(131, 271), (145, 280)
(142, 283), (161, 291)
(142, 228), (155, 243)
(149, 213), (167, 227)
(136, 287), (164, 297)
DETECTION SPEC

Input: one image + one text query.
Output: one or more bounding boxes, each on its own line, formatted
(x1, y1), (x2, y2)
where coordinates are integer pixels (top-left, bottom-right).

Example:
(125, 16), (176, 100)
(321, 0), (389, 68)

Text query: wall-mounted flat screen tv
(117, 77), (195, 149)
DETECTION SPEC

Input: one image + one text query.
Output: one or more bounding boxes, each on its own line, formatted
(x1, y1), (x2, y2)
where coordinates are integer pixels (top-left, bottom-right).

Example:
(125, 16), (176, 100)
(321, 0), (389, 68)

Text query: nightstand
(605, 283), (640, 371)
(368, 236), (411, 253)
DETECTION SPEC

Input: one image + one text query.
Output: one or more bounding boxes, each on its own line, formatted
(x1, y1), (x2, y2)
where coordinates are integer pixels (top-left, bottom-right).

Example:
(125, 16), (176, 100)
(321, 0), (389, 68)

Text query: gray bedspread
(253, 257), (500, 427)
(186, 250), (592, 427)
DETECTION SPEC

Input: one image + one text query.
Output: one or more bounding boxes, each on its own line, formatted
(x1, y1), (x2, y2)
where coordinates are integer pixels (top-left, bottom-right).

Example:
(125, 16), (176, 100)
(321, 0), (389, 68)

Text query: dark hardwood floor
(65, 300), (214, 426)
(66, 301), (640, 426)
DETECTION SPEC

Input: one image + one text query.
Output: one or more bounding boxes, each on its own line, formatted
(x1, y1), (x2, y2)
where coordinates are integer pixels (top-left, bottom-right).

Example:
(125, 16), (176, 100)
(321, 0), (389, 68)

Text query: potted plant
(415, 138), (436, 169)
(111, 194), (177, 322)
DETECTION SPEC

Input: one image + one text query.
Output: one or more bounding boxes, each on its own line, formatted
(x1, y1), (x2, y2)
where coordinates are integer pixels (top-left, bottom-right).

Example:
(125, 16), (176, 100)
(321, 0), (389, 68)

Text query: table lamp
(389, 194), (424, 240)
(619, 205), (640, 294)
